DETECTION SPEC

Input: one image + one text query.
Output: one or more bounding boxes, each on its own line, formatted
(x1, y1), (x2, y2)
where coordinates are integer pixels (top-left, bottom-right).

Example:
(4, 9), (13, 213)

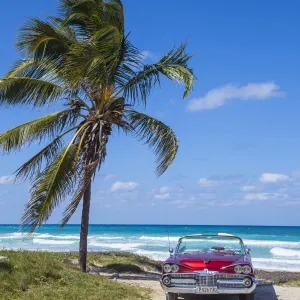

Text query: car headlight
(242, 265), (252, 274)
(234, 265), (243, 273)
(163, 264), (172, 273)
(171, 264), (179, 272)
(234, 265), (252, 274)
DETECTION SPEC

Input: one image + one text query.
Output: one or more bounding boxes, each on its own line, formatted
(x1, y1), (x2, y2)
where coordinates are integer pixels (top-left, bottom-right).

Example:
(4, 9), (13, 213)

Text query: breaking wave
(134, 250), (168, 261)
(139, 236), (300, 248)
(253, 257), (300, 272)
(33, 238), (76, 245)
(244, 239), (300, 247)
(88, 242), (142, 251)
(0, 232), (38, 239)
(270, 247), (300, 258)
(38, 234), (80, 240)
(139, 236), (180, 242)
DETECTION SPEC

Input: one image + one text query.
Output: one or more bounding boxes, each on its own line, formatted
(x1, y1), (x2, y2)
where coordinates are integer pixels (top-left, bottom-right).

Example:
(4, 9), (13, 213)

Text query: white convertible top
(180, 233), (239, 239)
(218, 233), (235, 237)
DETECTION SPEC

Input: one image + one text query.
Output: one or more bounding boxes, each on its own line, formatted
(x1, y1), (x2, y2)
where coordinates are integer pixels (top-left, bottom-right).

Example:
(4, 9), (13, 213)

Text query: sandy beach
(122, 280), (300, 300)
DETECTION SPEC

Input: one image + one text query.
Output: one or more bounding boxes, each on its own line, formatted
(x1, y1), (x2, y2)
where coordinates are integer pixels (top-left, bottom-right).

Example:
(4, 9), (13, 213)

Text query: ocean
(0, 224), (300, 272)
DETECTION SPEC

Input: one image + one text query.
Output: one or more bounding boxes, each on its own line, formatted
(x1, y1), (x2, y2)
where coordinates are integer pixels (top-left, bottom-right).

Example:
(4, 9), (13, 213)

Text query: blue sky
(1, 0), (300, 226)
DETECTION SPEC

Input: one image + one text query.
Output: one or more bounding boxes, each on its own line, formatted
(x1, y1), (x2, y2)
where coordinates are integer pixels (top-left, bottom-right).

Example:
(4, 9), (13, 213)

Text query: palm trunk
(79, 180), (91, 272)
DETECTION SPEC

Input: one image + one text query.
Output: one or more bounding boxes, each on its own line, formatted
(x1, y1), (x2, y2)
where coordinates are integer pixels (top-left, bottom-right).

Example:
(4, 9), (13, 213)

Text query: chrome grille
(167, 273), (245, 287)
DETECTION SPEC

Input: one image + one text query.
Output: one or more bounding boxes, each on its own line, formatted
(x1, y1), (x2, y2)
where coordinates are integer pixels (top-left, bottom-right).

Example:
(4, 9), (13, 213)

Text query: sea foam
(139, 236), (180, 242)
(88, 242), (142, 251)
(270, 247), (300, 258)
(139, 236), (300, 248)
(135, 249), (168, 261)
(37, 234), (80, 240)
(32, 238), (76, 245)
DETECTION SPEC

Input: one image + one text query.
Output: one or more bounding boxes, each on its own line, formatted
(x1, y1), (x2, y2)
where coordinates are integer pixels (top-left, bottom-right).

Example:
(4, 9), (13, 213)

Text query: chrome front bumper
(160, 272), (257, 295)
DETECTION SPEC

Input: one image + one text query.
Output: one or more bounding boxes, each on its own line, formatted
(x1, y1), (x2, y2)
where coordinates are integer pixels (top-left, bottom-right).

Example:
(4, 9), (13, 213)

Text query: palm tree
(0, 0), (195, 272)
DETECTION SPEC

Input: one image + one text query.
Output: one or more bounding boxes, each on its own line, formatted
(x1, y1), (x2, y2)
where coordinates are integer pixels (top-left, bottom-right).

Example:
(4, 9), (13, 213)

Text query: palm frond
(17, 17), (76, 60)
(63, 42), (107, 87)
(21, 144), (79, 232)
(5, 59), (61, 83)
(128, 111), (179, 176)
(62, 27), (124, 88)
(0, 110), (78, 153)
(112, 35), (142, 86)
(14, 123), (81, 181)
(21, 124), (89, 232)
(0, 77), (64, 107)
(61, 0), (124, 37)
(15, 137), (64, 181)
(121, 44), (195, 105)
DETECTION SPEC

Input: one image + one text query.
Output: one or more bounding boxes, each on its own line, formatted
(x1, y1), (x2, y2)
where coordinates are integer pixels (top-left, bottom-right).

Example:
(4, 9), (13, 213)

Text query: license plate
(199, 287), (217, 294)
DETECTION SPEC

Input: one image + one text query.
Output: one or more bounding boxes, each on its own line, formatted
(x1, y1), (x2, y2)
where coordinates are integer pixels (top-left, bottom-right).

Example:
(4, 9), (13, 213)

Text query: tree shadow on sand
(177, 285), (278, 300)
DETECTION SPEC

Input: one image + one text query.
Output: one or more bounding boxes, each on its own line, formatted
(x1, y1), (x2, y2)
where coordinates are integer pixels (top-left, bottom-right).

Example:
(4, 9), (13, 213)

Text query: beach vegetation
(0, 250), (153, 300)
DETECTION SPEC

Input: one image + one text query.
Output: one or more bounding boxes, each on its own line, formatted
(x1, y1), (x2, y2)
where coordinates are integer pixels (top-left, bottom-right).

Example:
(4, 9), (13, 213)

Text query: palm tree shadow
(178, 285), (278, 300)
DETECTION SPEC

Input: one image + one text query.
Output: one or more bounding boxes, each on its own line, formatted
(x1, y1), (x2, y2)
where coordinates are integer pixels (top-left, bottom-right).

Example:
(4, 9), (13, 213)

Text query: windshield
(176, 235), (245, 255)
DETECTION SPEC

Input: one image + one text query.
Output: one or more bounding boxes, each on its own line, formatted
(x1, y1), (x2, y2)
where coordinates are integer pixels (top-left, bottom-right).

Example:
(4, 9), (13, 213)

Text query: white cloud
(260, 173), (290, 183)
(154, 193), (170, 200)
(277, 201), (300, 207)
(198, 178), (220, 187)
(244, 193), (270, 201)
(186, 82), (283, 111)
(0, 176), (13, 184)
(241, 185), (257, 192)
(209, 200), (238, 207)
(292, 170), (300, 178)
(159, 186), (169, 193)
(110, 181), (139, 192)
(243, 192), (289, 201)
(104, 174), (117, 181)
(198, 175), (244, 188)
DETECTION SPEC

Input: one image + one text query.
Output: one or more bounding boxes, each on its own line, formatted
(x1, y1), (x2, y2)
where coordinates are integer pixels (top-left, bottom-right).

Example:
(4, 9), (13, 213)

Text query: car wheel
(166, 292), (178, 300)
(239, 294), (254, 300)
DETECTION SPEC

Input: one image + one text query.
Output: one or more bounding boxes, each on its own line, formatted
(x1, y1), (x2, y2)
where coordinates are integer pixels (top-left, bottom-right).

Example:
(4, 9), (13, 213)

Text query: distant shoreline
(1, 224), (300, 273)
(1, 249), (300, 285)
(1, 248), (300, 276)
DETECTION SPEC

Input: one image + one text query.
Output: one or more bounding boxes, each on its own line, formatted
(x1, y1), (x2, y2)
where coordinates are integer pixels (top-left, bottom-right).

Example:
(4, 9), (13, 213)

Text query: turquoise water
(1, 224), (300, 272)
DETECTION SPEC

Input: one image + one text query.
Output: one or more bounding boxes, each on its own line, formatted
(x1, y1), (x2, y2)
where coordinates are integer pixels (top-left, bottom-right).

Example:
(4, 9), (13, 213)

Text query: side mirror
(245, 247), (251, 254)
(169, 248), (174, 255)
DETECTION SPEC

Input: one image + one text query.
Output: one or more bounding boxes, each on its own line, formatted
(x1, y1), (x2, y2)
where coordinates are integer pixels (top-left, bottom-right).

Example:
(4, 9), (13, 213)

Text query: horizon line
(1, 223), (299, 227)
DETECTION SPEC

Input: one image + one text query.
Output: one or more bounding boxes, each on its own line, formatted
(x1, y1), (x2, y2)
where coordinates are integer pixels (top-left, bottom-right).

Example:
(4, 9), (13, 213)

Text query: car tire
(239, 294), (254, 300)
(166, 292), (178, 300)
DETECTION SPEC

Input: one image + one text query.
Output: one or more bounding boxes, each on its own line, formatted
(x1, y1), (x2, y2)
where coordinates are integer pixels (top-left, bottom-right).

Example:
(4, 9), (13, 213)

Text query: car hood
(166, 252), (247, 271)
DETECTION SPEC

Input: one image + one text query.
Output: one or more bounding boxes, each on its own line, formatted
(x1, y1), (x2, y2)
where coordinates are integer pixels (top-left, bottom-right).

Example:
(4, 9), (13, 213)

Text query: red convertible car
(160, 234), (256, 300)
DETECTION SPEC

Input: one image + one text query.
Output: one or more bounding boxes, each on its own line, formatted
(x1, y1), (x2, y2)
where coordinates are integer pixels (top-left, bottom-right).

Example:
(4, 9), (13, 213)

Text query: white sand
(121, 280), (300, 300)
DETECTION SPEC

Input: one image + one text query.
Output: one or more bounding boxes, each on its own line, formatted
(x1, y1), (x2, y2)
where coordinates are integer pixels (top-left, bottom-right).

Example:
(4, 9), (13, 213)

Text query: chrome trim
(217, 279), (249, 285)
(160, 272), (257, 295)
(221, 263), (252, 270)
